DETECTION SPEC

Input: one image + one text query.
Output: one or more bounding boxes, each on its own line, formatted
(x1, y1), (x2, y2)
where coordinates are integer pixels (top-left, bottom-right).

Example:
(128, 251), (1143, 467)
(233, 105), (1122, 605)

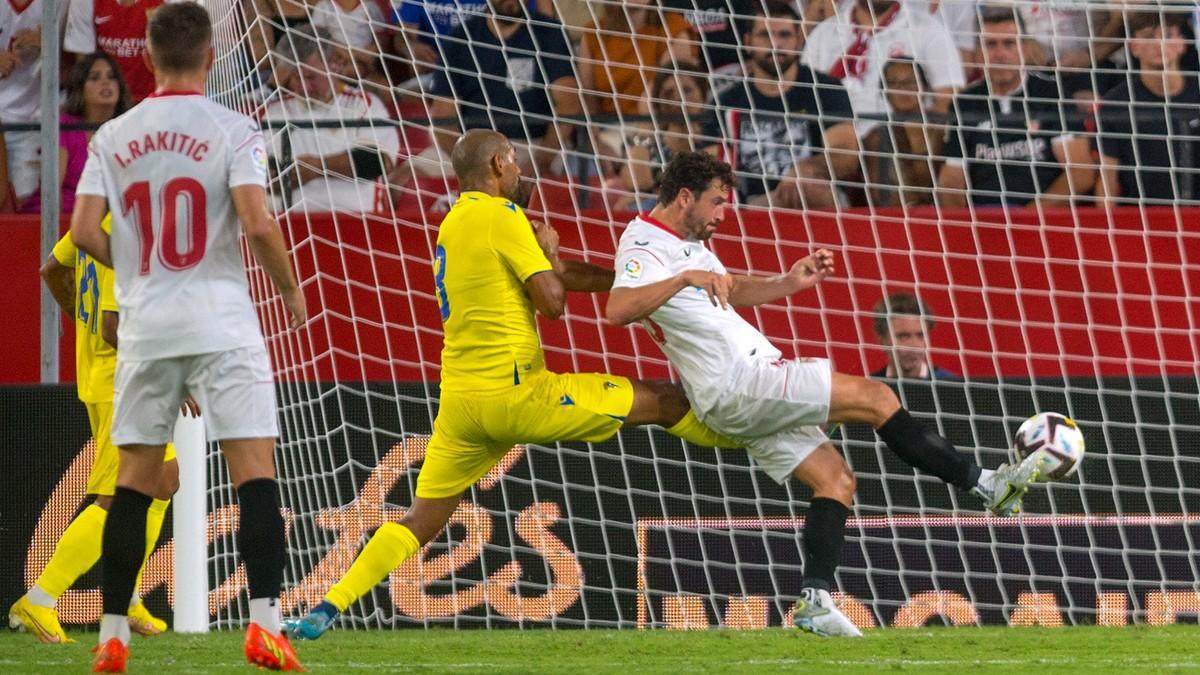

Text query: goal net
(195, 0), (1200, 629)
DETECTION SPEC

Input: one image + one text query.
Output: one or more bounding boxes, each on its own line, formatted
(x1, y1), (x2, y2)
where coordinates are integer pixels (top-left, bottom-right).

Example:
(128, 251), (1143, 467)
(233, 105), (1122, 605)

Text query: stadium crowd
(2, 0), (1199, 214)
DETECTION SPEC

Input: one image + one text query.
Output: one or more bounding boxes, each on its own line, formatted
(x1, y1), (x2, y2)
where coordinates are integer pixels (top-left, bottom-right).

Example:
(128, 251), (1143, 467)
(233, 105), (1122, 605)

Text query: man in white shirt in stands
(803, 0), (965, 116)
(70, 3), (307, 671)
(263, 25), (398, 213)
(606, 151), (1039, 637)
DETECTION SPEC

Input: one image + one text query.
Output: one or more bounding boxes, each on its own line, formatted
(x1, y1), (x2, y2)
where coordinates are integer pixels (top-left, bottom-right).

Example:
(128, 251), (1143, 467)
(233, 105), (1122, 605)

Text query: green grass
(2, 625), (1198, 673)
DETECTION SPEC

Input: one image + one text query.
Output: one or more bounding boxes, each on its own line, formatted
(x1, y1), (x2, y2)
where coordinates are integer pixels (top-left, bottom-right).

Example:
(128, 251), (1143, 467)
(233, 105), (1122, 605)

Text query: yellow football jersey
(435, 191), (554, 394)
(52, 216), (117, 404)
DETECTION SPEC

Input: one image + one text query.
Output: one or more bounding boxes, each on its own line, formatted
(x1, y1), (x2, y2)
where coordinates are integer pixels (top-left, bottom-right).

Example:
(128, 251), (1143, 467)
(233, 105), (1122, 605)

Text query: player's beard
(683, 208), (719, 241)
(508, 177), (533, 207)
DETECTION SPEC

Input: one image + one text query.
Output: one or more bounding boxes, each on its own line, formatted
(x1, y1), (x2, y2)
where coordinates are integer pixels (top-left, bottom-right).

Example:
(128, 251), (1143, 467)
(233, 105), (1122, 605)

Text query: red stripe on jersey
(639, 215), (681, 240)
(624, 247), (665, 266)
(147, 89), (204, 98)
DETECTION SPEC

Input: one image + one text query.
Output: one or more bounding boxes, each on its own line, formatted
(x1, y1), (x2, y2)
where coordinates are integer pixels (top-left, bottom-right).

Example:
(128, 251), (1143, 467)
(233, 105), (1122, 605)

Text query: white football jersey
(0, 0), (67, 122)
(612, 215), (779, 415)
(76, 91), (270, 360)
(803, 3), (965, 116)
(262, 88), (399, 213)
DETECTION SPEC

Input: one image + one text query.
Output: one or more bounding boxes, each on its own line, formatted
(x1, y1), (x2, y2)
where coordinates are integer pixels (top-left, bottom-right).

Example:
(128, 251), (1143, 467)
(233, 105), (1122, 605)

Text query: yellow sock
(665, 409), (742, 448)
(131, 499), (170, 603)
(325, 522), (420, 612)
(35, 503), (107, 599)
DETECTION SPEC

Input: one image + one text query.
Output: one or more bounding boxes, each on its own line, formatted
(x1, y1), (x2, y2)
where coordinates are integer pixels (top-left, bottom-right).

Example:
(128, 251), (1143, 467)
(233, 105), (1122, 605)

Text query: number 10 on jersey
(123, 178), (208, 275)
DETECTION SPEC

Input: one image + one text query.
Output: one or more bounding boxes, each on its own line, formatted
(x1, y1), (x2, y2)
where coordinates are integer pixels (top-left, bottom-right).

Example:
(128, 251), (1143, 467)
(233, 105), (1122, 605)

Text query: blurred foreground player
(70, 3), (307, 671)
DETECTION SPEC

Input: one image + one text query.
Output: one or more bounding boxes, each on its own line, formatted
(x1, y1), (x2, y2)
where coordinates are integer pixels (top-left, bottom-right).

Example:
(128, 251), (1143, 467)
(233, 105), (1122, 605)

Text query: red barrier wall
(6, 206), (1199, 384)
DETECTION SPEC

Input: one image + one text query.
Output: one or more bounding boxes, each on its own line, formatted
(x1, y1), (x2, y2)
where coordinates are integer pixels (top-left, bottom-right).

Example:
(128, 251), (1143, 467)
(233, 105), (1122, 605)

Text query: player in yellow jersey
(285, 129), (740, 639)
(9, 215), (183, 644)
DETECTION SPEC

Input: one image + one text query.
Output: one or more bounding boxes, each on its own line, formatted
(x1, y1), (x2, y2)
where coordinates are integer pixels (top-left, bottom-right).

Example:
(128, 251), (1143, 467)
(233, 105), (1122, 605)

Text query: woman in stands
(19, 53), (129, 214)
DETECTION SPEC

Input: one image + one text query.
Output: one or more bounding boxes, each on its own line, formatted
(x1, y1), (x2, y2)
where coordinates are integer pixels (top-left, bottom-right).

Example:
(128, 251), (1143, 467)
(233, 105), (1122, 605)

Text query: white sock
(26, 586), (55, 608)
(129, 592), (142, 609)
(99, 614), (132, 645)
(249, 598), (281, 635)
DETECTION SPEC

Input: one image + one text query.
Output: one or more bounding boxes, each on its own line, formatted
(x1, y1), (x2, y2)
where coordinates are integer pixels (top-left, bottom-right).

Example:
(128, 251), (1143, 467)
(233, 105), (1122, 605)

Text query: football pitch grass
(3, 625), (1198, 673)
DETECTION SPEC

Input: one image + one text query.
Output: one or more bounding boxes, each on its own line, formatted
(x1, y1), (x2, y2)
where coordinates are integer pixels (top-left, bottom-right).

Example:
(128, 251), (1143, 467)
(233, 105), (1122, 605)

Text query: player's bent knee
(157, 460), (181, 500)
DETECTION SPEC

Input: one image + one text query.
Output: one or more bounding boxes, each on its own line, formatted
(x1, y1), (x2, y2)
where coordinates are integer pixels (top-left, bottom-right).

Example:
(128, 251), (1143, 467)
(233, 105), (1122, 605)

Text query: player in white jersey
(70, 4), (306, 672)
(607, 152), (1040, 637)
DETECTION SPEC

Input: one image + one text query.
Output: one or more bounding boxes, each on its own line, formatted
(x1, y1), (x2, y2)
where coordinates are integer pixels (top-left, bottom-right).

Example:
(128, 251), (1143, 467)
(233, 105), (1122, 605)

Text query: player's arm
(231, 184), (307, 329)
(39, 255), (75, 317)
(531, 220), (614, 292)
(607, 270), (732, 325)
(727, 248), (835, 307)
(70, 194), (112, 267)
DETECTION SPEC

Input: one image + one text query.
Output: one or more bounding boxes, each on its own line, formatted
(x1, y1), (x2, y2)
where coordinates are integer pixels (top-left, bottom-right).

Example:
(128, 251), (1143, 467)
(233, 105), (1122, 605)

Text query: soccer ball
(1013, 413), (1085, 481)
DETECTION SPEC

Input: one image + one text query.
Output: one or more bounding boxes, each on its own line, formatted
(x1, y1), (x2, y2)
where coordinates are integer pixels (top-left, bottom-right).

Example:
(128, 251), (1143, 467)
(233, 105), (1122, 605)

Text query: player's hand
(180, 396), (201, 417)
(531, 220), (560, 261)
(788, 249), (835, 291)
(681, 270), (732, 310)
(282, 287), (308, 330)
(0, 52), (17, 78)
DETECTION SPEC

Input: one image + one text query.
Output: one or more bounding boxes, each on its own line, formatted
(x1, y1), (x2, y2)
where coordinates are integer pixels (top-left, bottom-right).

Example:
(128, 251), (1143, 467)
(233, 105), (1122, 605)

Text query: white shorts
(5, 131), (41, 202)
(699, 357), (833, 484)
(113, 345), (278, 446)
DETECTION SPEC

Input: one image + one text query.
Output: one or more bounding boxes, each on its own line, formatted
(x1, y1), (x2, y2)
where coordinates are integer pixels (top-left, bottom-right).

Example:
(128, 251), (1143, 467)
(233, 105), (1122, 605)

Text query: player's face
(681, 181), (730, 240)
(885, 315), (929, 376)
(980, 21), (1023, 88)
(84, 60), (121, 112)
(1130, 24), (1186, 71)
(746, 17), (800, 78)
(497, 145), (523, 202)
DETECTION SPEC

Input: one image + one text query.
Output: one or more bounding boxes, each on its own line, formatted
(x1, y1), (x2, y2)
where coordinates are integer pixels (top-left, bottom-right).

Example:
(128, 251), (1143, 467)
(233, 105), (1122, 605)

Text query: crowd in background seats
(2, 0), (1200, 215)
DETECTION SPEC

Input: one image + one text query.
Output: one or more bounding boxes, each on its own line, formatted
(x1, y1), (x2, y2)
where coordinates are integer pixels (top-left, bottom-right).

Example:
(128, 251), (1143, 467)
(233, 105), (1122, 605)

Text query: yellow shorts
(85, 401), (178, 497)
(416, 371), (634, 499)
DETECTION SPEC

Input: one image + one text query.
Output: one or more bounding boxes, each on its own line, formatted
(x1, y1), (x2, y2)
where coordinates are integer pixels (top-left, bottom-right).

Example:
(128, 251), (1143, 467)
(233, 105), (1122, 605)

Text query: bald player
(284, 129), (739, 640)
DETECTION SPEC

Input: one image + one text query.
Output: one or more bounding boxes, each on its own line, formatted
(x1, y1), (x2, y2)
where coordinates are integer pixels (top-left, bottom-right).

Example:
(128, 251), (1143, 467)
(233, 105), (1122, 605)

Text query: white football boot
(971, 455), (1041, 516)
(792, 588), (863, 637)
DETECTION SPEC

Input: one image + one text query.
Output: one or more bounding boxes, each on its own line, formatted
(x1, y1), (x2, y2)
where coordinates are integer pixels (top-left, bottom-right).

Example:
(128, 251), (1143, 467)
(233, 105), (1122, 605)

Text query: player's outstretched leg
(827, 374), (1039, 515)
(788, 444), (862, 637)
(285, 494), (461, 640)
(223, 439), (304, 671)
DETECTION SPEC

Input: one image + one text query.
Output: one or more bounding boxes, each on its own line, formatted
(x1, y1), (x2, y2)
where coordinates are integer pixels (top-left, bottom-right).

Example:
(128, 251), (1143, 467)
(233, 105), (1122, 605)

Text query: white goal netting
(199, 0), (1200, 629)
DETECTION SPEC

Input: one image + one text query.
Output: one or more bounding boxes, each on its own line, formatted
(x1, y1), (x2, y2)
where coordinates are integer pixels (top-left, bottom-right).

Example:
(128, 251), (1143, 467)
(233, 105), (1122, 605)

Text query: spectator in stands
(0, 1), (67, 211)
(263, 26), (399, 213)
(1019, 1), (1127, 108)
(578, 0), (693, 119)
(803, 0), (965, 117)
(1095, 9), (1200, 207)
(866, 57), (941, 206)
(309, 0), (388, 88)
(389, 0), (552, 78)
(871, 292), (959, 380)
(665, 0), (836, 85)
(936, 5), (1093, 208)
(702, 0), (858, 209)
(392, 0), (581, 183)
(19, 53), (130, 214)
(64, 0), (163, 103)
(613, 65), (708, 210)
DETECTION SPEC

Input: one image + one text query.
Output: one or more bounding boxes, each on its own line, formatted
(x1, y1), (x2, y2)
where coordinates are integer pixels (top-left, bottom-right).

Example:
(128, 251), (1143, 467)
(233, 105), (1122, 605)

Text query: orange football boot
(245, 622), (306, 671)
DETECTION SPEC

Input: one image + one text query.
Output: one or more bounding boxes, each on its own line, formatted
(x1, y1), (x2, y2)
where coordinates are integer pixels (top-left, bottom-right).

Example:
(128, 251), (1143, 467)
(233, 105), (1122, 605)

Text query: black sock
(876, 409), (981, 491)
(801, 498), (849, 592)
(101, 487), (153, 616)
(237, 478), (286, 599)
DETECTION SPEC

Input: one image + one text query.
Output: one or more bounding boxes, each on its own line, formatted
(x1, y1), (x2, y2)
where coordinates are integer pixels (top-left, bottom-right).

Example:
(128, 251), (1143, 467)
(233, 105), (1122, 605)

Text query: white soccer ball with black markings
(1013, 413), (1085, 482)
